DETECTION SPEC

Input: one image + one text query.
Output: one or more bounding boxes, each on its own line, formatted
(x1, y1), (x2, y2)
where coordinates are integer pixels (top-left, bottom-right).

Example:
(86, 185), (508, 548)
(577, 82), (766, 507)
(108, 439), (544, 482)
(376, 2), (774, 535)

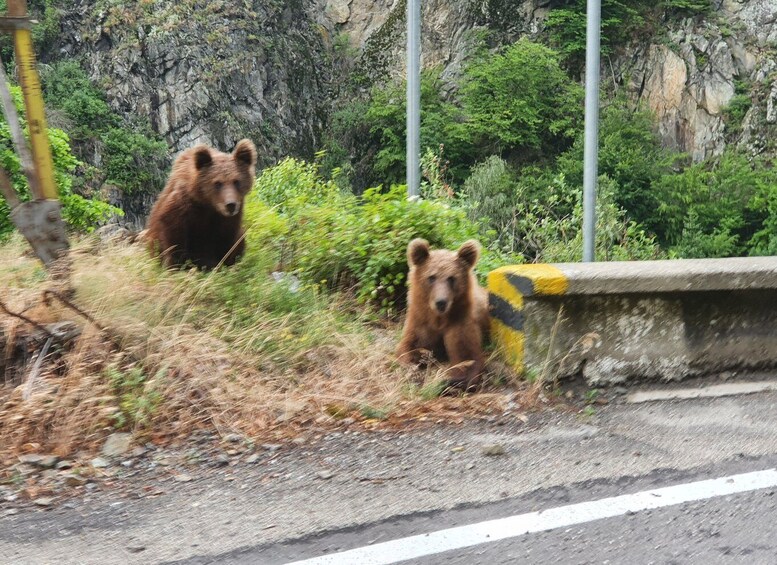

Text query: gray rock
(62, 473), (88, 487)
(91, 457), (110, 469)
(325, 0), (351, 24)
(102, 433), (133, 457)
(262, 444), (282, 452)
(33, 497), (54, 507)
(317, 470), (336, 480)
(55, 460), (75, 470)
(18, 454), (58, 468)
(481, 444), (507, 457)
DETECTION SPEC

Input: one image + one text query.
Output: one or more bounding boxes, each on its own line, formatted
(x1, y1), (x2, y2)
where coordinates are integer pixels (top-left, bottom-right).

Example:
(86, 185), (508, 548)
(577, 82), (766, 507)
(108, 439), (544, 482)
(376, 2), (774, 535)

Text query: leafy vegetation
(40, 61), (169, 196)
(330, 40), (584, 189)
(0, 86), (117, 238)
(458, 39), (583, 162)
(545, 0), (711, 71)
(251, 158), (491, 313)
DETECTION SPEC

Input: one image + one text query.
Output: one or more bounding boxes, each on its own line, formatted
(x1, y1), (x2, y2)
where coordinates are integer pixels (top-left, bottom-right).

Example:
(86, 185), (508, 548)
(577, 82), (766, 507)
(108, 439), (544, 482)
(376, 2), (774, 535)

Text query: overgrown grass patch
(0, 233), (523, 459)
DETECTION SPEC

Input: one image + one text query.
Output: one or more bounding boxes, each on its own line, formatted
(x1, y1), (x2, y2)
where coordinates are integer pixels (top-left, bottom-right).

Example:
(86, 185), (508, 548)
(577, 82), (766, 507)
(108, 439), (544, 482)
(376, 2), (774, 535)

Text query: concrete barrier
(487, 257), (777, 386)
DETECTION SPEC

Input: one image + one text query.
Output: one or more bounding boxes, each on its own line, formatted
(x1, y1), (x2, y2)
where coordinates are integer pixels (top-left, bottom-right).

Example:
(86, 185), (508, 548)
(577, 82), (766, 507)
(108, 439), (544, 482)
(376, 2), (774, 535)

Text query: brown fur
(146, 139), (258, 269)
(397, 239), (490, 390)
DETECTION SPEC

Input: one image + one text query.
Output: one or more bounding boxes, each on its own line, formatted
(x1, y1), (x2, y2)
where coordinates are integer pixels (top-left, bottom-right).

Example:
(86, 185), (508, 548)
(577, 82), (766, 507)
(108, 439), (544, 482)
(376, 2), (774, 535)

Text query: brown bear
(397, 238), (490, 390)
(146, 139), (257, 269)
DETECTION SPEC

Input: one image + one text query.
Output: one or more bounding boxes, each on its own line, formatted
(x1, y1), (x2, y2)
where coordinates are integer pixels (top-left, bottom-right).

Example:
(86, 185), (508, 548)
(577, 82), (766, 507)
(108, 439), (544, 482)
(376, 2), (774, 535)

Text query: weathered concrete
(488, 258), (777, 386)
(627, 381), (777, 403)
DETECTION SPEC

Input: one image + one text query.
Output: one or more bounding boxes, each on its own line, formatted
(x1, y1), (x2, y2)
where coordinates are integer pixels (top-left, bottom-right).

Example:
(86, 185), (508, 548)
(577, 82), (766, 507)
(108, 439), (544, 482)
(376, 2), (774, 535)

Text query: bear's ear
(457, 240), (481, 269)
(233, 139), (257, 168)
(193, 147), (213, 171)
(407, 238), (430, 267)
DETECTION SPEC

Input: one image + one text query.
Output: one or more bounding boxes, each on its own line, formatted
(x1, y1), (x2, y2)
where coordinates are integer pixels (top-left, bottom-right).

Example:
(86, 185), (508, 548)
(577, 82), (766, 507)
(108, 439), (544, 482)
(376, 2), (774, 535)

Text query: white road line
(286, 468), (777, 565)
(627, 381), (777, 403)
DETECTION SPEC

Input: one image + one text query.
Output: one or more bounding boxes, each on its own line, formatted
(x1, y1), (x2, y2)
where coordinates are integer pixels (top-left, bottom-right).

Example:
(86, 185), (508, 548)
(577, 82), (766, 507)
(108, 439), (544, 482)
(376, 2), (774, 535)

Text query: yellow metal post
(7, 0), (57, 200)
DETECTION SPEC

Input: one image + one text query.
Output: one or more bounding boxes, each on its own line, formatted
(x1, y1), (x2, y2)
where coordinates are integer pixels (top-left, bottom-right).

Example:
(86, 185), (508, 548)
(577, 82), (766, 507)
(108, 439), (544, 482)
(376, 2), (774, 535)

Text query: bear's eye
(214, 181), (223, 191)
(447, 276), (455, 288)
(428, 275), (437, 284)
(233, 180), (241, 190)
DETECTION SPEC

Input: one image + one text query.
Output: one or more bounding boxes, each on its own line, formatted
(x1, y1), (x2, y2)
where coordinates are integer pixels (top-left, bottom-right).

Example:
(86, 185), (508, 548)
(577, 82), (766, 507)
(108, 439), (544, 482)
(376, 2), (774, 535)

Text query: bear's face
(407, 239), (481, 315)
(191, 139), (257, 217)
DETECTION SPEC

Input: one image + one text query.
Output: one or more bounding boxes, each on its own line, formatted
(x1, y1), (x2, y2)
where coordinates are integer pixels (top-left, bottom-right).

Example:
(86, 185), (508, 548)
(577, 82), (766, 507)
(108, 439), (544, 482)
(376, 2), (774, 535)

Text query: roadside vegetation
(1, 0), (776, 459)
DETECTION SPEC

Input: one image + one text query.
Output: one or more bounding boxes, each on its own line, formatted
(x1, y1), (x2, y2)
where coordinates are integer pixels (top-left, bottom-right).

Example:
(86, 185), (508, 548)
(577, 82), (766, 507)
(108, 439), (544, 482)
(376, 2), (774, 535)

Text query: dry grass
(0, 234), (527, 460)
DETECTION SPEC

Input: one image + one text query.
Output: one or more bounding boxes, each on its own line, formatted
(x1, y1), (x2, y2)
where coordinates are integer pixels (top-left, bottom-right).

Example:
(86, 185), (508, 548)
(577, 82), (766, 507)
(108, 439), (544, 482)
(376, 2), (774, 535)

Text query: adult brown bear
(146, 139), (257, 269)
(396, 238), (490, 390)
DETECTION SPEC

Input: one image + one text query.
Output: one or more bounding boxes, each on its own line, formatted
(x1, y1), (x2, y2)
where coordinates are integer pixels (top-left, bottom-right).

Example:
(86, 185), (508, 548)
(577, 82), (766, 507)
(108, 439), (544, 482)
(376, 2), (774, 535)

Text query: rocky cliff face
(49, 0), (777, 170)
(625, 0), (777, 161)
(51, 0), (334, 163)
(326, 0), (777, 162)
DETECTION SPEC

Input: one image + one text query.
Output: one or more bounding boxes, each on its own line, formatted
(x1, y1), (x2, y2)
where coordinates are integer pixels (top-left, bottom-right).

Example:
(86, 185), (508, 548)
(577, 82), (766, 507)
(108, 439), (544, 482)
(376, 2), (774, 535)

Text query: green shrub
(254, 156), (341, 214)
(290, 185), (482, 311)
(546, 0), (644, 71)
(457, 39), (583, 162)
(460, 155), (518, 251)
(653, 150), (773, 255)
(105, 364), (163, 430)
(555, 99), (678, 231)
(363, 71), (464, 185)
(535, 176), (663, 263)
(41, 61), (170, 197)
(248, 158), (495, 313)
(101, 126), (169, 195)
(41, 61), (119, 142)
(546, 1), (710, 71)
(458, 154), (662, 262)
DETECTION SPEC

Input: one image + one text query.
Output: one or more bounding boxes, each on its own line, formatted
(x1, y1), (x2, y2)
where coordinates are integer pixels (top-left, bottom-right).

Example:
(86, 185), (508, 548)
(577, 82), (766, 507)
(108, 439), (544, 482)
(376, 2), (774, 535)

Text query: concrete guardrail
(487, 257), (777, 386)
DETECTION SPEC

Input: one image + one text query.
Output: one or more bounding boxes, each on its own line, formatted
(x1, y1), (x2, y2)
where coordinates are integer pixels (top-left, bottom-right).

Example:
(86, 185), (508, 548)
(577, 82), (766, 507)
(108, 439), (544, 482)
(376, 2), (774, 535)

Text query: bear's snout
(435, 299), (448, 313)
(225, 202), (239, 216)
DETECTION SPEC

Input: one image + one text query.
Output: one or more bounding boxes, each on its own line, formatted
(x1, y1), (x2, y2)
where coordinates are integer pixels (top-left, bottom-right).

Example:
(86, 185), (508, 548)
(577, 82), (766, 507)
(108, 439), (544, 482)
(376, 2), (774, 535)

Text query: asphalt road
(3, 380), (777, 565)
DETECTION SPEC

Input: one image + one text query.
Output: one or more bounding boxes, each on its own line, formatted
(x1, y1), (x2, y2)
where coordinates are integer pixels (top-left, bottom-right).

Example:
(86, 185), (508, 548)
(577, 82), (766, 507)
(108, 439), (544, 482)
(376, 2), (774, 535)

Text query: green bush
(546, 0), (710, 71)
(101, 126), (169, 195)
(546, 0), (644, 71)
(555, 99), (678, 231)
(654, 150), (777, 257)
(248, 159), (497, 313)
(41, 61), (169, 197)
(254, 156), (341, 214)
(291, 184), (482, 311)
(534, 176), (663, 263)
(459, 162), (661, 262)
(457, 39), (583, 162)
(460, 155), (518, 251)
(41, 61), (119, 142)
(363, 71), (464, 186)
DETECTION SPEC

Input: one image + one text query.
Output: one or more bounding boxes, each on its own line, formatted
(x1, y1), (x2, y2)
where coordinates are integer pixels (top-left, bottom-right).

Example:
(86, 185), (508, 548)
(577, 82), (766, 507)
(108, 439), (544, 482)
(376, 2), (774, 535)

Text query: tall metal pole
(582, 0), (601, 262)
(406, 0), (421, 198)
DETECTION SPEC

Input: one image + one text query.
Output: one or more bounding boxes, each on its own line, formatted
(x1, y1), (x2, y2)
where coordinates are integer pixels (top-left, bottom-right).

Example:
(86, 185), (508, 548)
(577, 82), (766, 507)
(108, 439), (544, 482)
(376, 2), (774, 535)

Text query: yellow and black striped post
(8, 0), (56, 200)
(487, 265), (569, 374)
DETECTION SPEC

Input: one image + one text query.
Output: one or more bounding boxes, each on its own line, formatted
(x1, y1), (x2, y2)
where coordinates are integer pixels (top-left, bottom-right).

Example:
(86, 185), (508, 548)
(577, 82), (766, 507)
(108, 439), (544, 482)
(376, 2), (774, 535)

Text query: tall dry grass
(0, 234), (520, 459)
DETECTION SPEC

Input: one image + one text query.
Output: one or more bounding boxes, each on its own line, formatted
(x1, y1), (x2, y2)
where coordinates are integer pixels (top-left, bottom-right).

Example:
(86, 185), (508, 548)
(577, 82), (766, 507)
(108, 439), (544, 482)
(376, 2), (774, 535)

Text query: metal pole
(582, 0), (601, 262)
(406, 0), (420, 198)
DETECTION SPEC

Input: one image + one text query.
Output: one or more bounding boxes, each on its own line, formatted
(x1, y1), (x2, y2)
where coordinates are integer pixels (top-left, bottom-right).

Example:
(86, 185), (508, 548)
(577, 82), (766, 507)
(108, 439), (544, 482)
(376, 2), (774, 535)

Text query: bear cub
(397, 238), (490, 390)
(147, 139), (258, 269)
